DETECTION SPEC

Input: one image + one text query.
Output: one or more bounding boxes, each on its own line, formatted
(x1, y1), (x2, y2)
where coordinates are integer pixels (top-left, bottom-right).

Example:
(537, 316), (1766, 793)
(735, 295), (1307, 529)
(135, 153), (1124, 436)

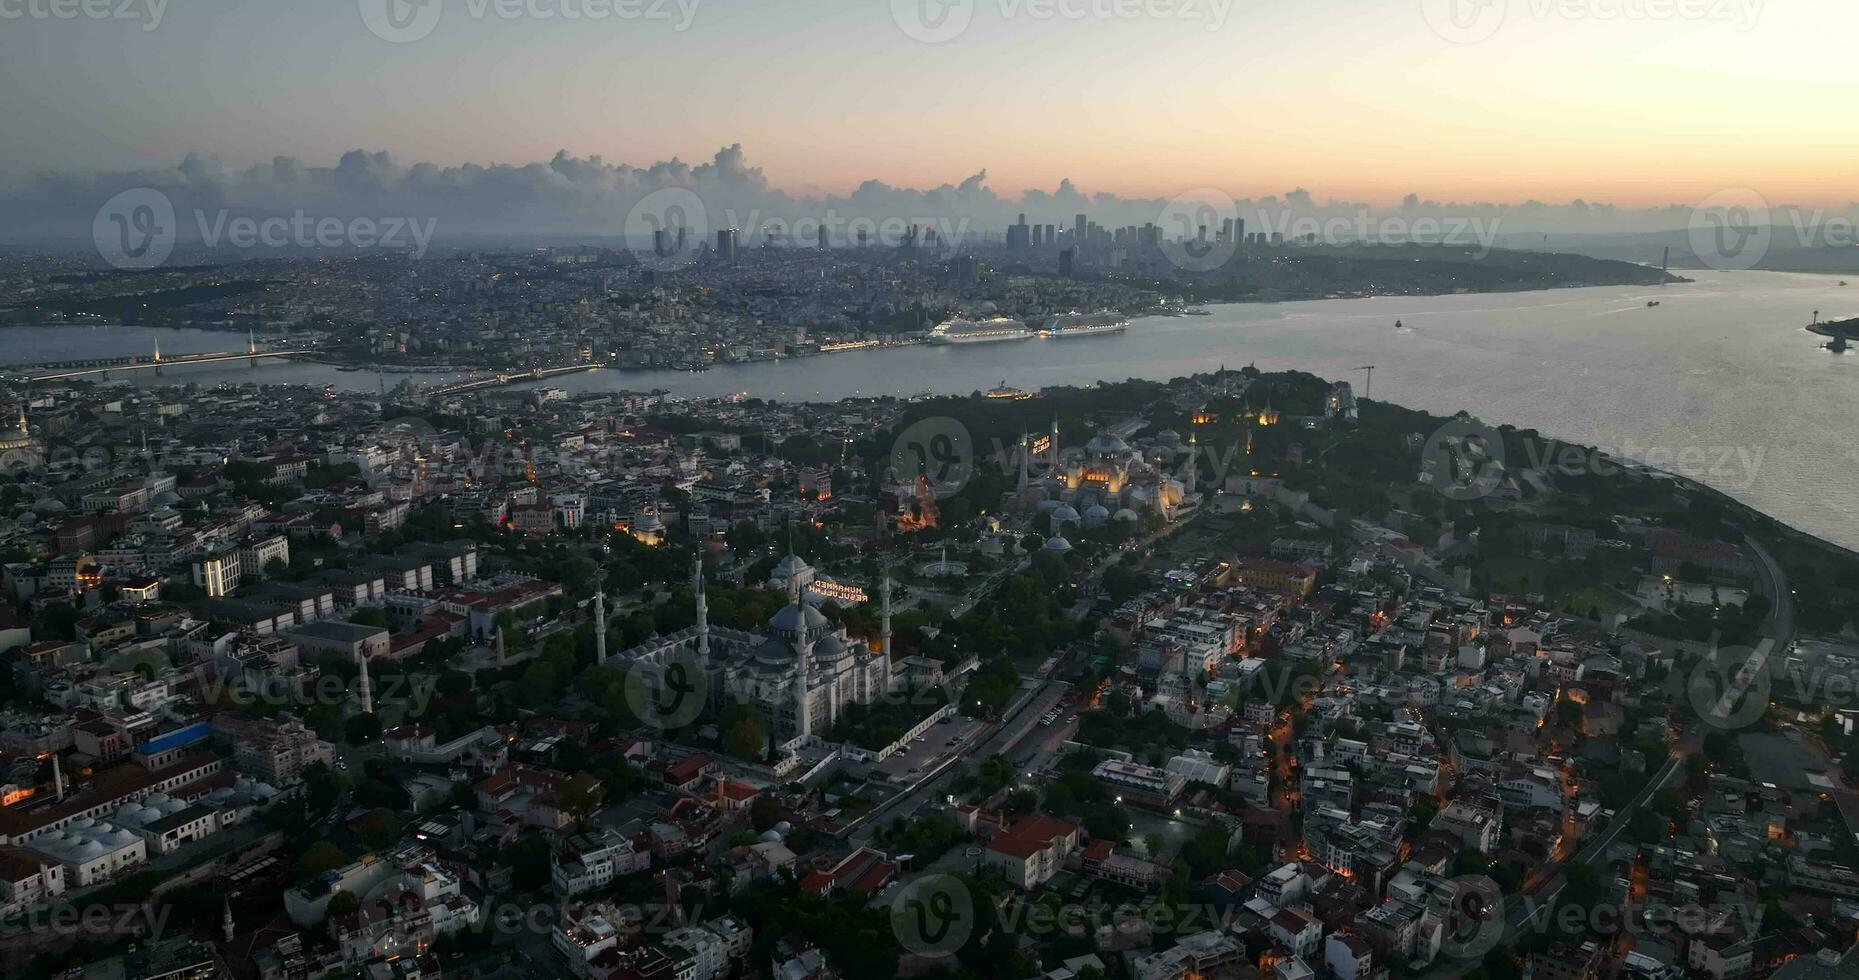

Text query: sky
(1, 0), (1855, 234)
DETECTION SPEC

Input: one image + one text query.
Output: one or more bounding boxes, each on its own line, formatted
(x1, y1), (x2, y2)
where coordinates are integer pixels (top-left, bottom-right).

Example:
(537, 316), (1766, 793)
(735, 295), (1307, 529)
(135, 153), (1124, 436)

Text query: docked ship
(926, 315), (1032, 345)
(1038, 311), (1130, 340)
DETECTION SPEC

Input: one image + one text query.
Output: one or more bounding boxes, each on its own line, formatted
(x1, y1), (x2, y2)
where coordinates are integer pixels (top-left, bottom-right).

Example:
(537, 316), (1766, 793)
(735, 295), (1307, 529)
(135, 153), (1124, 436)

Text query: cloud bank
(2, 144), (1852, 251)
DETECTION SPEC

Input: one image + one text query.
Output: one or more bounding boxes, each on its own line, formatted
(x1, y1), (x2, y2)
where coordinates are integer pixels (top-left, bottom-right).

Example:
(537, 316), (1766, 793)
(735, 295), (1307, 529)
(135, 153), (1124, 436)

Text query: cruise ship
(926, 316), (1032, 345)
(1038, 311), (1130, 340)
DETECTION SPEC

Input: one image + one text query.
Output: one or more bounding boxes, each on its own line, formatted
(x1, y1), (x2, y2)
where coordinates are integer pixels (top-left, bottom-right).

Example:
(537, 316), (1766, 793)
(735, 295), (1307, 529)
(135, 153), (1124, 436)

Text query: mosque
(0, 406), (42, 473)
(1010, 420), (1197, 535)
(608, 554), (895, 743)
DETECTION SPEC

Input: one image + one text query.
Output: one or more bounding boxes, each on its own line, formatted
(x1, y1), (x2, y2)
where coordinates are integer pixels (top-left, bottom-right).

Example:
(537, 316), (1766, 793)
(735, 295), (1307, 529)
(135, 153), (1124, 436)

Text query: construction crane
(1354, 365), (1375, 400)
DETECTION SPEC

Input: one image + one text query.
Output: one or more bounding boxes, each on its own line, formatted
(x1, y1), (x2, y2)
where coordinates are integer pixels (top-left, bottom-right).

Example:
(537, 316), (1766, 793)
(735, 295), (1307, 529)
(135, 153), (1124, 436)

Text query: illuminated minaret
(222, 896), (234, 943)
(594, 588), (608, 665)
(694, 554), (710, 669)
(1185, 431), (1199, 496)
(1017, 428), (1030, 493)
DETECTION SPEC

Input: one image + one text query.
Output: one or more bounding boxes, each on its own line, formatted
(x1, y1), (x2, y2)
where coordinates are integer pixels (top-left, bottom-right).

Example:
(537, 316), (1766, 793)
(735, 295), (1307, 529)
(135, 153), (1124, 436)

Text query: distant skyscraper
(858, 228), (869, 247)
(1007, 213), (1032, 250)
(1059, 248), (1074, 278)
(716, 228), (739, 261)
(818, 225), (829, 250)
(1075, 214), (1087, 240)
(1043, 224), (1055, 247)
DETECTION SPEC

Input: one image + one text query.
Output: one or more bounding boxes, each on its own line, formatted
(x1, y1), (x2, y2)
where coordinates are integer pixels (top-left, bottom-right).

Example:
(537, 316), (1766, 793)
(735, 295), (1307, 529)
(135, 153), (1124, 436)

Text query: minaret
(693, 554), (710, 670)
(52, 754), (64, 801)
(494, 627), (507, 668)
(357, 650), (373, 715)
(594, 588), (607, 666)
(222, 896), (234, 943)
(1185, 431), (1199, 495)
(1017, 429), (1030, 493)
(791, 570), (812, 739)
(1049, 417), (1060, 469)
(880, 571), (893, 663)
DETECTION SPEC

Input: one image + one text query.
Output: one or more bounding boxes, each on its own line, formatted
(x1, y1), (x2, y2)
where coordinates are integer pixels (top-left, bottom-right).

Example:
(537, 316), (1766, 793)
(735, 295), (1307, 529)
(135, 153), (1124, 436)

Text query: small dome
(768, 601), (829, 638)
(1035, 499), (1061, 514)
(1084, 505), (1110, 527)
(1086, 433), (1130, 455)
(1043, 535), (1073, 552)
(752, 637), (796, 668)
(1051, 505), (1080, 527)
(814, 632), (848, 662)
(1114, 508), (1140, 522)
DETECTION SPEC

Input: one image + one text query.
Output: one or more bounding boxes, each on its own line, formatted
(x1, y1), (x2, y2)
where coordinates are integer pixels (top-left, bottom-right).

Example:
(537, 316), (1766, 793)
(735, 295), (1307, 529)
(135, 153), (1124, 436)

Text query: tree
(723, 705), (767, 761)
(750, 795), (781, 832)
(499, 835), (552, 893)
(326, 890), (359, 917)
(359, 808), (402, 850)
(296, 841), (349, 881)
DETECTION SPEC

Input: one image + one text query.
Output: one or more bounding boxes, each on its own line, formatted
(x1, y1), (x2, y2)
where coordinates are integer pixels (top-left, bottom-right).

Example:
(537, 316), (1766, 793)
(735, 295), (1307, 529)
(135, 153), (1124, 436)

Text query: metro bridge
(14, 335), (312, 382)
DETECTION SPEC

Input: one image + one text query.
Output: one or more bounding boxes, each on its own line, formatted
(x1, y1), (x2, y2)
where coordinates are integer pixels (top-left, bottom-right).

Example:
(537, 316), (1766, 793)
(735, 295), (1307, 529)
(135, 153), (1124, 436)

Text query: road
(844, 677), (1067, 840)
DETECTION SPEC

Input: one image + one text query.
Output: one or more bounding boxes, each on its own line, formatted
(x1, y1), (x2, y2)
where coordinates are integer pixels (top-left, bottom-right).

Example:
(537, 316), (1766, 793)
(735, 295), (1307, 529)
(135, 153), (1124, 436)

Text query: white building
(25, 818), (147, 886)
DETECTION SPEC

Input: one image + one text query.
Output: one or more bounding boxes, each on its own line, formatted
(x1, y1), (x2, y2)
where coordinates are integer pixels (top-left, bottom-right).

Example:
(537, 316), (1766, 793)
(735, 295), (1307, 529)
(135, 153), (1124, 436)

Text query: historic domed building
(0, 407), (42, 473)
(611, 554), (894, 743)
(1010, 419), (1192, 521)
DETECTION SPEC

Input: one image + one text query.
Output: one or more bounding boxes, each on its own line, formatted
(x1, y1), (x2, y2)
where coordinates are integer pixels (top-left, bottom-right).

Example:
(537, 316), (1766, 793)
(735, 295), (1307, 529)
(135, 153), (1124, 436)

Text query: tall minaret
(494, 627), (507, 668)
(357, 650), (373, 715)
(1185, 431), (1199, 496)
(1017, 429), (1030, 493)
(52, 754), (64, 801)
(594, 588), (607, 666)
(694, 554), (710, 669)
(1049, 417), (1061, 469)
(222, 896), (234, 943)
(791, 571), (811, 739)
(880, 571), (893, 663)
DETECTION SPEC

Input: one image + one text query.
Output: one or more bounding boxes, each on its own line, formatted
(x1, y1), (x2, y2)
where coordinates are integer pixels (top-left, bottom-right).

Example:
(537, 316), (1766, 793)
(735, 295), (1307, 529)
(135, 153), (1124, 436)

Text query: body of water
(9, 270), (1857, 549)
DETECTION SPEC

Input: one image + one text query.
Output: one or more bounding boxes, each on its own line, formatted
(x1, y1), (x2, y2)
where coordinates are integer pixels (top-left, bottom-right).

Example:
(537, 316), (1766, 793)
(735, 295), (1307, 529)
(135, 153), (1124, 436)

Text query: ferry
(1038, 311), (1129, 340)
(926, 315), (1032, 345)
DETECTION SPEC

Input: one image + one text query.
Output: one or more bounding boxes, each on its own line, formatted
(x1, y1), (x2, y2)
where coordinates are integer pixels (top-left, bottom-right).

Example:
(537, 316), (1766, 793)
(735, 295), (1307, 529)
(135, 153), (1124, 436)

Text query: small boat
(1841, 281), (1849, 286)
(1646, 301), (1660, 307)
(1394, 320), (1404, 330)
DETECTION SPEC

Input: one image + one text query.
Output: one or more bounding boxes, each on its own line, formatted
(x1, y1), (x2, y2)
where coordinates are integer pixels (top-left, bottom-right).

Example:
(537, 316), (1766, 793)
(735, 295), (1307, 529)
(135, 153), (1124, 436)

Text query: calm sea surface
(8, 270), (1856, 549)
